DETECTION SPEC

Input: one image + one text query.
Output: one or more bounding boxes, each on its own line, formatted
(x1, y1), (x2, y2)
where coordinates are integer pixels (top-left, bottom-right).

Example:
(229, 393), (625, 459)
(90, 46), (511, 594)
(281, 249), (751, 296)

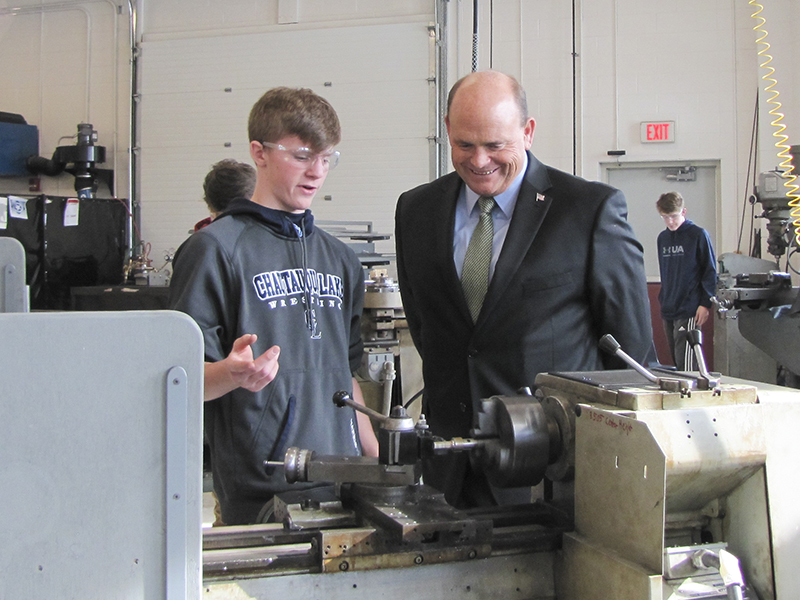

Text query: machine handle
(599, 334), (696, 392)
(599, 334), (660, 383)
(333, 390), (389, 424)
(686, 329), (720, 388)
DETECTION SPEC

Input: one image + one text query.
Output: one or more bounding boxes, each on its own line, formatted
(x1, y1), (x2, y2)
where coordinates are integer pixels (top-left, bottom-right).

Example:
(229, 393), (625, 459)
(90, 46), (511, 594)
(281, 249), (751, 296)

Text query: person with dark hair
(170, 87), (378, 525)
(395, 70), (654, 508)
(194, 159), (256, 231)
(656, 191), (717, 370)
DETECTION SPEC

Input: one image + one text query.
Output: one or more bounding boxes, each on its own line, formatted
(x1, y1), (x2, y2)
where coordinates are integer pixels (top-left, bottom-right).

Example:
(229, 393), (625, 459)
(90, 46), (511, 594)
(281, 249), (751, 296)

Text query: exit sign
(641, 121), (675, 143)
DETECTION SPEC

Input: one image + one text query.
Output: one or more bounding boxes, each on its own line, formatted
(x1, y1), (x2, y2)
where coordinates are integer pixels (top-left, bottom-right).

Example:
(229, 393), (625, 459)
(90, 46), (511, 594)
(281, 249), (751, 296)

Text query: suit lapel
(478, 154), (553, 324)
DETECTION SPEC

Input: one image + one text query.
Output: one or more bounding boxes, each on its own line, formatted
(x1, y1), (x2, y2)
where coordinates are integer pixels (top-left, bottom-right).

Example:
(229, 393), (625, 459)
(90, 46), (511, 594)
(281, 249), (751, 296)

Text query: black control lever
(686, 329), (720, 388)
(333, 390), (395, 425)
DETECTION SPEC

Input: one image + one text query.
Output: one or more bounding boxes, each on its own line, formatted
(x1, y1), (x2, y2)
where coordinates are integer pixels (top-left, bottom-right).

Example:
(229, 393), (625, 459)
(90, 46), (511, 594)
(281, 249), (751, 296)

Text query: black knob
(332, 390), (351, 407)
(599, 334), (621, 355)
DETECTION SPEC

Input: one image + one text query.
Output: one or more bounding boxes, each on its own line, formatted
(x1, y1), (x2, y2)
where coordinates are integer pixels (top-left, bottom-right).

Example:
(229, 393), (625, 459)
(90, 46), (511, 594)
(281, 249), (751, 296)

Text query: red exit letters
(641, 121), (675, 143)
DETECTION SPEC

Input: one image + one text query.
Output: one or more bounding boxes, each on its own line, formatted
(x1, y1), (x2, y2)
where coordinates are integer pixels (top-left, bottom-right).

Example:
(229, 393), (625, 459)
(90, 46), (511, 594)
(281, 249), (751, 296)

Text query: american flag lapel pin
(536, 193), (546, 202)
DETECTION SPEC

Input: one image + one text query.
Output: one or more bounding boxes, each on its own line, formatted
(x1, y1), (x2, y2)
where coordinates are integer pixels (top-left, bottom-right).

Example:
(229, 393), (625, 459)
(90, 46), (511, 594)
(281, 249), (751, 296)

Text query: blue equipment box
(0, 121), (39, 176)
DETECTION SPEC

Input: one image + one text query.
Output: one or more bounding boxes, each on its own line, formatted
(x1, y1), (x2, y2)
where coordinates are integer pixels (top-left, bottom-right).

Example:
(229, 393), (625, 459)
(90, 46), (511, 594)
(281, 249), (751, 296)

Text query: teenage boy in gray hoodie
(170, 87), (378, 525)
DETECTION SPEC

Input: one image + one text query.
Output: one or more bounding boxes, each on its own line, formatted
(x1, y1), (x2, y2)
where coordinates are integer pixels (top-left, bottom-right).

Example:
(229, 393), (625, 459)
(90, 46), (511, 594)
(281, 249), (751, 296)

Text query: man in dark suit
(395, 70), (654, 508)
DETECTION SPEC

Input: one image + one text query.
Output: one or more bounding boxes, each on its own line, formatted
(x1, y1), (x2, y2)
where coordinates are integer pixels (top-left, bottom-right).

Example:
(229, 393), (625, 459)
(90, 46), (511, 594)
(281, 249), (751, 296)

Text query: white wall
(1, 0), (799, 272)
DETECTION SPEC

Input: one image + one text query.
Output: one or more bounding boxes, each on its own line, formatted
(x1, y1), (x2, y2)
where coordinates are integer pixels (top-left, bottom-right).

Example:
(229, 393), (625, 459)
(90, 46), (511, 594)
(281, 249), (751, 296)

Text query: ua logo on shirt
(662, 245), (685, 256)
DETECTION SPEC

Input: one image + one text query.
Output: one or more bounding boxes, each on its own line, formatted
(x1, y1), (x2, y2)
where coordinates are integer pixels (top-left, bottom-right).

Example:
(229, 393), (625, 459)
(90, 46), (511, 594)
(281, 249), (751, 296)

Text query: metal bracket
(165, 366), (188, 600)
(661, 165), (697, 181)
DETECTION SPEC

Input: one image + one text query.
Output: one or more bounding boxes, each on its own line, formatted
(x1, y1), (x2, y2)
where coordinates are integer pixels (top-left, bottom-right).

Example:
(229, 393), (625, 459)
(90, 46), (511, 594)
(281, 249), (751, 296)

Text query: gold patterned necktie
(461, 195), (496, 322)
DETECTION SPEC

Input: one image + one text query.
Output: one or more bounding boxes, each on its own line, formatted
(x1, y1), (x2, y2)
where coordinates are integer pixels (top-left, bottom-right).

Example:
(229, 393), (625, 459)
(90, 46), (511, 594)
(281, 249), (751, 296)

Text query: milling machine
(714, 147), (800, 382)
(202, 334), (800, 600)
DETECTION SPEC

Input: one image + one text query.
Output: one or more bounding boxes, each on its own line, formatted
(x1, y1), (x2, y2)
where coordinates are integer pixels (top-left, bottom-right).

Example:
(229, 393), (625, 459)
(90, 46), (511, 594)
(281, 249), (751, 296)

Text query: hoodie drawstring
(293, 218), (320, 339)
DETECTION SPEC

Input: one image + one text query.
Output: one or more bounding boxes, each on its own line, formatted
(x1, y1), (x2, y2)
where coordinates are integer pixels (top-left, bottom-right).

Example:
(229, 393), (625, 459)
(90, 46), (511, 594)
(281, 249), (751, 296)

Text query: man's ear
(523, 117), (536, 149)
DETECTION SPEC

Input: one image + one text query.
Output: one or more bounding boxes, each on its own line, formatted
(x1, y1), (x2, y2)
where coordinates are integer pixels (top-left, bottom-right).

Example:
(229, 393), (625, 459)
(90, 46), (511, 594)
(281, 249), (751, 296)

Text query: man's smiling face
(446, 75), (535, 198)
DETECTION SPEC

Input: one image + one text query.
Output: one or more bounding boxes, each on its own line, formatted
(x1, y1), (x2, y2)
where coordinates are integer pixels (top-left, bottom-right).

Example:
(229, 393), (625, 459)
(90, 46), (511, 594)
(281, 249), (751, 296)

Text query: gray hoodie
(169, 199), (364, 524)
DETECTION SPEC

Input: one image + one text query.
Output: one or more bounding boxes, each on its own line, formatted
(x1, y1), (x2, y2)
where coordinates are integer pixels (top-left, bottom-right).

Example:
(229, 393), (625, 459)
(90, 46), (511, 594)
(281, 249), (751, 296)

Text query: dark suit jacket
(395, 152), (654, 504)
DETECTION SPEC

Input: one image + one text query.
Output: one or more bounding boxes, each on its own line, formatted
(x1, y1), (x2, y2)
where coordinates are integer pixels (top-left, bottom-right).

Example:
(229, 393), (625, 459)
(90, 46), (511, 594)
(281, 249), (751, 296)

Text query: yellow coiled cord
(750, 0), (800, 248)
